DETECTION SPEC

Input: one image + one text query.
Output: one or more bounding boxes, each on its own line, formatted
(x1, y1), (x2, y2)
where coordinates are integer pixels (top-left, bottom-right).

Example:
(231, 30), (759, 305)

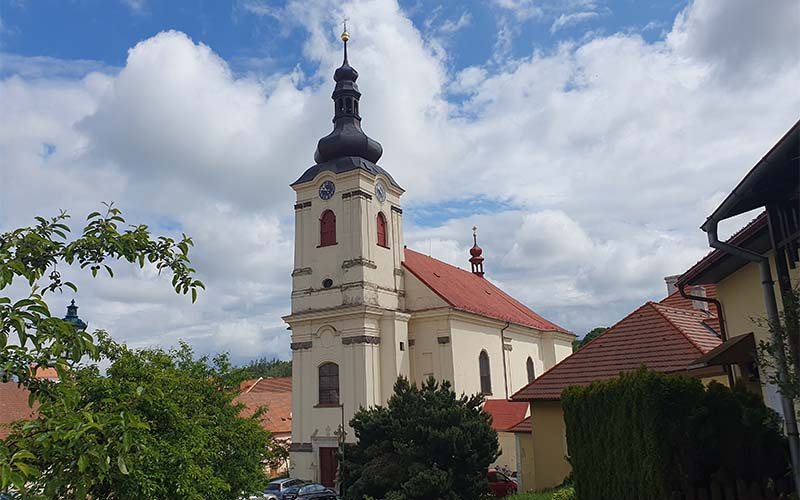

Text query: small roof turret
(63, 299), (88, 331)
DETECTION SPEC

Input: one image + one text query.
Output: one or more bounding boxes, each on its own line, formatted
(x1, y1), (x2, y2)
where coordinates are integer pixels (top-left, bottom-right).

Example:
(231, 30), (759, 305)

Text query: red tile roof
(403, 248), (569, 334)
(511, 298), (722, 402)
(0, 383), (38, 440)
(659, 284), (717, 309)
(482, 399), (529, 432)
(508, 416), (531, 434)
(236, 377), (292, 435)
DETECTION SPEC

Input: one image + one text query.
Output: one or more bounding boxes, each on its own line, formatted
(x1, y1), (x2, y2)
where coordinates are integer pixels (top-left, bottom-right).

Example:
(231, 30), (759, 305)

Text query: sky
(1, 0), (798, 365)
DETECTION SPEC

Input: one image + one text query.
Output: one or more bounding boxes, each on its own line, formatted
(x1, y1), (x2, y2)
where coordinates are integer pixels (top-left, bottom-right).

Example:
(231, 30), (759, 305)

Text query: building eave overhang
(701, 119), (799, 229)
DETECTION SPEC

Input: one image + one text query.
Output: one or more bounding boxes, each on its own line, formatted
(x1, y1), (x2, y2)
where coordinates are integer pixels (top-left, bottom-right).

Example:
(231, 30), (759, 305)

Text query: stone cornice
(290, 341), (313, 351)
(283, 303), (388, 323)
(342, 257), (377, 269)
(342, 335), (381, 345)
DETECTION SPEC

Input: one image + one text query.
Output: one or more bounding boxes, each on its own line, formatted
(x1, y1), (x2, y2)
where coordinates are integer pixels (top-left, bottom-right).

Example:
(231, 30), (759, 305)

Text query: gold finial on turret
(341, 17), (350, 42)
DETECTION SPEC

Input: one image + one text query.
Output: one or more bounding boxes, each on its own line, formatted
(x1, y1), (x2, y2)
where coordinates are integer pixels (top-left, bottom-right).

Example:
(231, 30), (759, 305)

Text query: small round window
(322, 278), (333, 289)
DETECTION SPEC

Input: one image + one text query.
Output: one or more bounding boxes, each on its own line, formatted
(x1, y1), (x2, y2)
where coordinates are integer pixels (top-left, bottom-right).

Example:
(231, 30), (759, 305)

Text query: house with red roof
(482, 399), (529, 473)
(236, 376), (294, 476)
(675, 120), (799, 460)
(510, 281), (725, 490)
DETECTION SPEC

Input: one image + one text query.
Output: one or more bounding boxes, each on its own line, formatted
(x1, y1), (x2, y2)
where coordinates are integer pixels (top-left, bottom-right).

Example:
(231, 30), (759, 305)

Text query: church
(283, 27), (575, 486)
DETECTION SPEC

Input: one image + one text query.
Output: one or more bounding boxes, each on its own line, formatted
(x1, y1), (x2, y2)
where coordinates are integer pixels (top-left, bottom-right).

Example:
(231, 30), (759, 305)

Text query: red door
(319, 447), (338, 488)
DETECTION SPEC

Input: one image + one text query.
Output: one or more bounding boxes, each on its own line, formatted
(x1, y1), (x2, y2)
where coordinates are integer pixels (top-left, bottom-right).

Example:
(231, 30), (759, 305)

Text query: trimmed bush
(562, 368), (789, 500)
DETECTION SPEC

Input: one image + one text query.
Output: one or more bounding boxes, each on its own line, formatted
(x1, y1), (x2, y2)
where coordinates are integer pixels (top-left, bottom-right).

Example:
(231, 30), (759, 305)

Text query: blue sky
(2, 0), (686, 78)
(1, 0), (798, 363)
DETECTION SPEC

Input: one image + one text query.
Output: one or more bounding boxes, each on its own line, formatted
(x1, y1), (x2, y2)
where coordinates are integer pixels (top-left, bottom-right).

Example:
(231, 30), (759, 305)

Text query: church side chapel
(283, 26), (575, 486)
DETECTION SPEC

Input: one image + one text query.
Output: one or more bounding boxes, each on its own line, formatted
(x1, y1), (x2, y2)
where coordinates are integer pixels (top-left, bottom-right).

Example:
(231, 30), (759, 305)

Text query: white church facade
(284, 28), (574, 486)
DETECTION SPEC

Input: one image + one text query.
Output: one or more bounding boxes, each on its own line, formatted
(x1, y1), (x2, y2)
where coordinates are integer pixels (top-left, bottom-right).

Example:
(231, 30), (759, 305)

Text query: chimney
(664, 275), (680, 297)
(690, 285), (709, 311)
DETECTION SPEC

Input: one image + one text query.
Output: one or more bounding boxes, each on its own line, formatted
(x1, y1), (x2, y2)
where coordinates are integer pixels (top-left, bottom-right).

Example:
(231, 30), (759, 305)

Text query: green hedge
(562, 368), (789, 500)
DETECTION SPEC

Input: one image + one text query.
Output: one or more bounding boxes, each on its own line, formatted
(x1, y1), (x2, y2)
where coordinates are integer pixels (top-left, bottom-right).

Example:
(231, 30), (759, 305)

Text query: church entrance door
(319, 447), (338, 488)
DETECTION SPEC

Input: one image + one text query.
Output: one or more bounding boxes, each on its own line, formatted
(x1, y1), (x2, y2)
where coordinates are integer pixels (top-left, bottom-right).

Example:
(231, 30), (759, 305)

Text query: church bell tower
(284, 25), (410, 485)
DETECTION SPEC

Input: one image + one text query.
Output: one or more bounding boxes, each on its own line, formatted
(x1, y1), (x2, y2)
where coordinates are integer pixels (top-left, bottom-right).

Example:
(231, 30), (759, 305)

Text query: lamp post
(334, 403), (347, 497)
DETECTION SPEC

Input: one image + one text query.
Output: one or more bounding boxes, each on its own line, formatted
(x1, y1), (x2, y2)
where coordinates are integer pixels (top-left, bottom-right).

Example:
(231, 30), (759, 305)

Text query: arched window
(526, 357), (536, 383)
(320, 210), (336, 247)
(479, 350), (492, 395)
(318, 362), (339, 405)
(376, 212), (388, 248)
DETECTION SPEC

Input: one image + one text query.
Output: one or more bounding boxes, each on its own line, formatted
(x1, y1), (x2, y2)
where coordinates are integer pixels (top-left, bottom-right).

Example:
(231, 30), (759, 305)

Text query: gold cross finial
(341, 17), (350, 42)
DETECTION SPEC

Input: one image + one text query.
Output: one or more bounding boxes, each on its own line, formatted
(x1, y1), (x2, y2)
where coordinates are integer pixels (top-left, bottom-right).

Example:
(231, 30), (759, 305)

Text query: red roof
(0, 383), (38, 440)
(511, 296), (722, 402)
(508, 416), (531, 434)
(235, 377), (292, 435)
(403, 248), (569, 333)
(482, 399), (529, 432)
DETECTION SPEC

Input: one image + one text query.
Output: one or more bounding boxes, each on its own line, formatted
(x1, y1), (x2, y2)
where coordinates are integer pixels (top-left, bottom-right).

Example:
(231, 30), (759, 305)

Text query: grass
(507, 487), (569, 500)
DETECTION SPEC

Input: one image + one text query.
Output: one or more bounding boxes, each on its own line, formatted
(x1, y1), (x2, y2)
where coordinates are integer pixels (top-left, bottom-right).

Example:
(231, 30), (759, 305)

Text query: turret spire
(469, 226), (485, 277)
(314, 22), (383, 165)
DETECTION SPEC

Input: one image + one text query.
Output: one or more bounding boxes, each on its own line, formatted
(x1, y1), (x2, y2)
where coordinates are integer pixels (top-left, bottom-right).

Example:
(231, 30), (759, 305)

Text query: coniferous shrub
(562, 368), (789, 500)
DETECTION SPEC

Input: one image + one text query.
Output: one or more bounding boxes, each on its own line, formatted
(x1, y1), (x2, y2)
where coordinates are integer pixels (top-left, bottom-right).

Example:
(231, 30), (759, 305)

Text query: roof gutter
(501, 321), (510, 400)
(703, 215), (800, 491)
(678, 283), (734, 387)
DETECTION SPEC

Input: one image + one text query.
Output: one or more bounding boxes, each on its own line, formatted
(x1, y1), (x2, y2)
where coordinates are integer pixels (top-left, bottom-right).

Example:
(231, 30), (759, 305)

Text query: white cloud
(1, 0), (798, 362)
(120, 0), (146, 14)
(550, 11), (600, 33)
(493, 0), (544, 21)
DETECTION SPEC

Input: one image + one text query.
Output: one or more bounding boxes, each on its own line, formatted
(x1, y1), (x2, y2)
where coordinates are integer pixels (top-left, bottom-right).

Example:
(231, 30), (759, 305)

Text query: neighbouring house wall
(530, 401), (570, 490)
(715, 255), (799, 413)
(516, 431), (534, 492)
(492, 431), (519, 472)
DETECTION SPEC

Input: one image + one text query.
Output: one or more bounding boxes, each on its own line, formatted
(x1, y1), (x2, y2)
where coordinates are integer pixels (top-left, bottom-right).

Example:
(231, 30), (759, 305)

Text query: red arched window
(376, 212), (388, 248)
(320, 210), (336, 247)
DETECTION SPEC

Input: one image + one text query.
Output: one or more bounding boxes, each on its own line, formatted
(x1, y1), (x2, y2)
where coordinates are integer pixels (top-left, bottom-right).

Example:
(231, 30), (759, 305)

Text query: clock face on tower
(375, 181), (386, 203)
(319, 180), (335, 200)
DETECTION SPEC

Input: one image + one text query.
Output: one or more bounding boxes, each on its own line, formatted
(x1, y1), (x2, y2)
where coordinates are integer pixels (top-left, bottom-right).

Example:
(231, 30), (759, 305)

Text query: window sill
(317, 243), (338, 248)
(377, 243), (390, 249)
(314, 403), (342, 408)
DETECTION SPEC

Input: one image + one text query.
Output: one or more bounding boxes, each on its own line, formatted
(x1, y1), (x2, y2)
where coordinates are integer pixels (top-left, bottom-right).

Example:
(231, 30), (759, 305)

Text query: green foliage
(245, 356), (292, 379)
(342, 377), (500, 500)
(562, 368), (789, 500)
(572, 327), (607, 352)
(0, 204), (207, 493)
(3, 338), (272, 499)
(757, 286), (800, 404)
(0, 203), (204, 391)
(550, 486), (576, 500)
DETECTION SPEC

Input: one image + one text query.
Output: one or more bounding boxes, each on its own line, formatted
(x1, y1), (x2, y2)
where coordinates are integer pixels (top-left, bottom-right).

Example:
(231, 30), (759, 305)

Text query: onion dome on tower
(292, 23), (401, 189)
(63, 299), (88, 331)
(469, 226), (485, 277)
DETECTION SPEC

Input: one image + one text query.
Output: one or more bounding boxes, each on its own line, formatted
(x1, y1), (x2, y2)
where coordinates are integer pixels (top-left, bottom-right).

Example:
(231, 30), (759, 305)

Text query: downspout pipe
(501, 321), (511, 400)
(704, 218), (800, 491)
(679, 283), (734, 387)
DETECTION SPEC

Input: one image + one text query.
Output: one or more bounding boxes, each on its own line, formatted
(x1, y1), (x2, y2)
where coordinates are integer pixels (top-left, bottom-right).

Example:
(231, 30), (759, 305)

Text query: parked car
(283, 482), (335, 500)
(487, 468), (517, 497)
(299, 492), (339, 500)
(263, 478), (307, 500)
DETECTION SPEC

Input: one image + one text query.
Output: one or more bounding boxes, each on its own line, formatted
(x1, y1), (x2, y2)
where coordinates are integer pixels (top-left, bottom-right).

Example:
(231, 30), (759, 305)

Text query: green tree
(342, 377), (499, 500)
(0, 204), (205, 491)
(244, 356), (292, 379)
(757, 286), (800, 406)
(572, 326), (608, 351)
(4, 338), (273, 499)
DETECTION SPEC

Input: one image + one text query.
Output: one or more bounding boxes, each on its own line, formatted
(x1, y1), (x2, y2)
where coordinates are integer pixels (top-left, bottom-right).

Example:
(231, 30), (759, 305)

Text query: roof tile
(511, 299), (722, 402)
(403, 248), (569, 333)
(482, 399), (529, 431)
